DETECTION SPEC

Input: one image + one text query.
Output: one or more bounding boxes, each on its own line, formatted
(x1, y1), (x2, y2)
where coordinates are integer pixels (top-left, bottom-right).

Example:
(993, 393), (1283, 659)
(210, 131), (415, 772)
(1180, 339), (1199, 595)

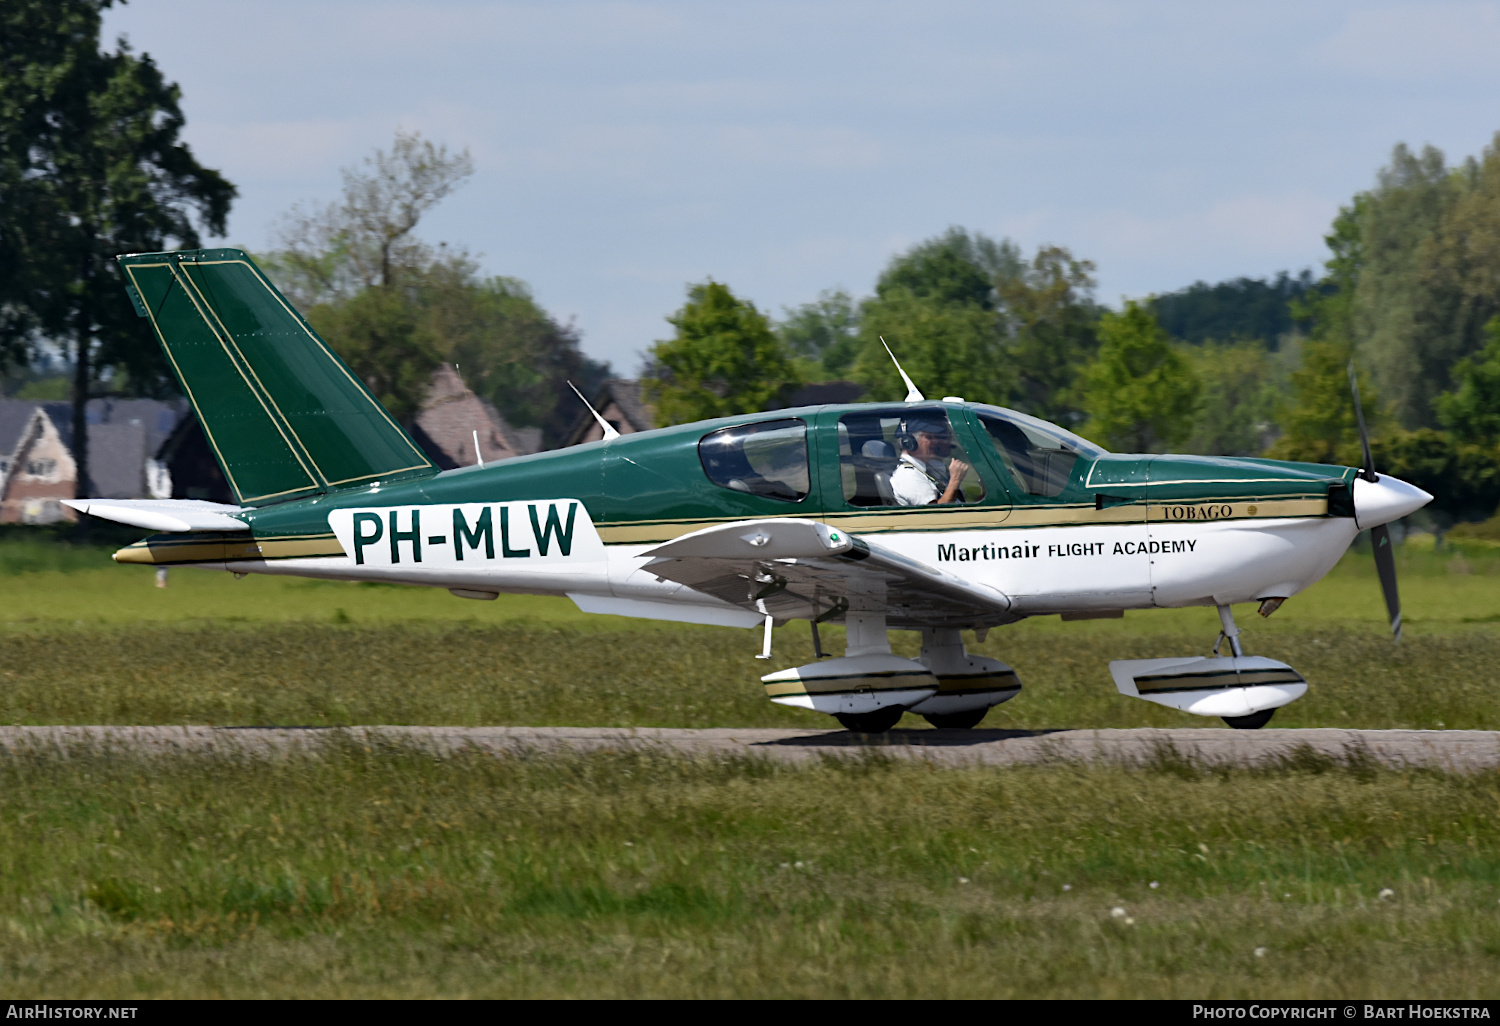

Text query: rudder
(119, 249), (434, 505)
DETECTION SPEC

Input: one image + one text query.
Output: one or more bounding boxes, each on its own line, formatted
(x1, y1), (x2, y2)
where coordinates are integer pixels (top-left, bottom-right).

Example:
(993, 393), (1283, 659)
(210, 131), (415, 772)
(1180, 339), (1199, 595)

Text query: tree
(1374, 429), (1500, 526)
(778, 289), (860, 378)
(645, 280), (799, 425)
(1152, 271), (1319, 348)
(0, 0), (235, 493)
(1416, 135), (1500, 415)
(267, 130), (474, 306)
(1268, 201), (1378, 464)
(1297, 138), (1500, 430)
(1183, 340), (1281, 457)
(1436, 316), (1500, 445)
(1264, 338), (1375, 465)
(854, 287), (1010, 403)
(1080, 301), (1199, 452)
(425, 258), (609, 445)
(305, 286), (438, 421)
(996, 245), (1099, 424)
(266, 132), (606, 443)
(852, 228), (1016, 403)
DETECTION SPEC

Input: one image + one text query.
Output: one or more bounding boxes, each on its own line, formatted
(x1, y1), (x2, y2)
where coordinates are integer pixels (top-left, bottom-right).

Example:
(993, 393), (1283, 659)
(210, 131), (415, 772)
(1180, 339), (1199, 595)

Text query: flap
(641, 518), (1015, 629)
(62, 498), (248, 533)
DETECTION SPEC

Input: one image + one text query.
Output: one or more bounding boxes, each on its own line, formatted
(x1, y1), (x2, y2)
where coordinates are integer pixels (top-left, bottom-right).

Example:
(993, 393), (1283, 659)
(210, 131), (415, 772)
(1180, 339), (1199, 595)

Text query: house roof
(0, 399), (49, 457)
(598, 379), (655, 431)
(563, 378), (658, 446)
(410, 365), (539, 470)
(0, 397), (189, 496)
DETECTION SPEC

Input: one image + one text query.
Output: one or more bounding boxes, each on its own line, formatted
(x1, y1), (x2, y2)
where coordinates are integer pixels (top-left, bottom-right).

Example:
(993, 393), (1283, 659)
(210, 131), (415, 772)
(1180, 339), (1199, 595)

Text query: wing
(640, 518), (1015, 629)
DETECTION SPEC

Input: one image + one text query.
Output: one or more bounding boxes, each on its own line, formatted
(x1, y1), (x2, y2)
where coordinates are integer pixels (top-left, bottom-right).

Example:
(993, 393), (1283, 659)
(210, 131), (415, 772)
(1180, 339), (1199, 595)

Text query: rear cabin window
(837, 407), (985, 507)
(698, 419), (810, 502)
(977, 409), (1101, 498)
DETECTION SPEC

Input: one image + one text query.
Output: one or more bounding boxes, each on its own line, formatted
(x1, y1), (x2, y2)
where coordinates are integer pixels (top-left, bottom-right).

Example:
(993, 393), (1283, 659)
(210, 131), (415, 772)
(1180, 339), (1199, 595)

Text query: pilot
(890, 413), (972, 506)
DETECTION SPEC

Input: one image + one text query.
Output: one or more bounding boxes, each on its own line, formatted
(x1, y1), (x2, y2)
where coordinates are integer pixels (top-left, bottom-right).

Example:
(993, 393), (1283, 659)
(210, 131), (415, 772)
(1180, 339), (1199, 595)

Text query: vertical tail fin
(118, 248), (434, 505)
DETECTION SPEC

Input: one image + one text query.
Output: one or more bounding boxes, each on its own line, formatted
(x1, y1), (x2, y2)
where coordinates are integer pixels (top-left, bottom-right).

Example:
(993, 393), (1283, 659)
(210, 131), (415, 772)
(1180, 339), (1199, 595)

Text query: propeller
(1348, 360), (1402, 641)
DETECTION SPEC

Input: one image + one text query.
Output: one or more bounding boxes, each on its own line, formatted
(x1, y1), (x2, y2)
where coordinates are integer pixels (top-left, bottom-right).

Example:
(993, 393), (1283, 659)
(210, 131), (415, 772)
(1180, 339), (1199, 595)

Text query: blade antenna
(569, 380), (620, 441)
(1350, 358), (1402, 641)
(472, 429), (484, 467)
(880, 337), (924, 402)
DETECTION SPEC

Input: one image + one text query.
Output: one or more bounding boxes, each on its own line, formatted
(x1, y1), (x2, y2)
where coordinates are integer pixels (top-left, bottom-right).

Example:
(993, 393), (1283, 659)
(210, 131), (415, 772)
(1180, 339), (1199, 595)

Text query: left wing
(640, 518), (1015, 629)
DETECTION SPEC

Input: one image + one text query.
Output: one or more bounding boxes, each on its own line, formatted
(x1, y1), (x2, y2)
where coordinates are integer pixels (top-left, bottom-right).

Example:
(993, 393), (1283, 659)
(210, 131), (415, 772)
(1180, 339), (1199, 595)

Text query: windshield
(974, 406), (1104, 498)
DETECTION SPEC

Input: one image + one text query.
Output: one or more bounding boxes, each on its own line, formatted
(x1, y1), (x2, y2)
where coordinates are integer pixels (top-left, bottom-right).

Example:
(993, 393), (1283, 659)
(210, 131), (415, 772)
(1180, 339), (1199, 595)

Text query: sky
(102, 0), (1500, 371)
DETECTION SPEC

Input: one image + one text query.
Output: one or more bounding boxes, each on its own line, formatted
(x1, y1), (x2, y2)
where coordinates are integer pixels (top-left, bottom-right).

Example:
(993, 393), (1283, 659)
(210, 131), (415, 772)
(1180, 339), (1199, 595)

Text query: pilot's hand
(949, 458), (971, 481)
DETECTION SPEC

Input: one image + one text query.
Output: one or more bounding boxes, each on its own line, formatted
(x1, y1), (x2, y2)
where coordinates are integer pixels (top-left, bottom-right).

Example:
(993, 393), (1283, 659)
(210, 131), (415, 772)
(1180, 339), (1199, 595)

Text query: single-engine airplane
(66, 249), (1433, 732)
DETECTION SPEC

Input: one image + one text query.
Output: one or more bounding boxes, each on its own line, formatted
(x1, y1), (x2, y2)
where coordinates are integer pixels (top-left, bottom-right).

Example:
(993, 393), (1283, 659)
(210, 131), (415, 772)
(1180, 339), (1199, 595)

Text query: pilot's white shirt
(890, 453), (949, 506)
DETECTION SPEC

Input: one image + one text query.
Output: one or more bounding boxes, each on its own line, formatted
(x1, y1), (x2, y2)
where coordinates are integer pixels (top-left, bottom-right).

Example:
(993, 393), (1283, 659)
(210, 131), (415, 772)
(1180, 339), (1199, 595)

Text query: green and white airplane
(66, 249), (1432, 733)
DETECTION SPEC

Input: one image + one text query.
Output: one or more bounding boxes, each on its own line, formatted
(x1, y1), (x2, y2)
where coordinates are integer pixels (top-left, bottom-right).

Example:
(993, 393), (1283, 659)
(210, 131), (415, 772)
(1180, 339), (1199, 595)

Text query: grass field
(3, 534), (1500, 730)
(2, 533), (1500, 997)
(3, 741), (1500, 998)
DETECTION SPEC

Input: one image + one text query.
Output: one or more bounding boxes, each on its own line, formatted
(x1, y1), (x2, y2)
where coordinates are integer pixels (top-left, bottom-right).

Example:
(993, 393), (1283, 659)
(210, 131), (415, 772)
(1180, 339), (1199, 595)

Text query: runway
(2, 726), (1498, 771)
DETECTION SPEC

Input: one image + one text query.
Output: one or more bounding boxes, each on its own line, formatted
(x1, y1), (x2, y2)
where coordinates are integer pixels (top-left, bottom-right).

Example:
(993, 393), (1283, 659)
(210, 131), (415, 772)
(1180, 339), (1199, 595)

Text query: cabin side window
(698, 419), (810, 502)
(836, 407), (985, 507)
(976, 410), (1097, 498)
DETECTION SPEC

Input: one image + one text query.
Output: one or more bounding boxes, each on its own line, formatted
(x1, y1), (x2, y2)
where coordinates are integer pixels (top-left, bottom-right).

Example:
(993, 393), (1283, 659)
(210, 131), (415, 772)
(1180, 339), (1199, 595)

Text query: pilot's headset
(897, 412), (950, 453)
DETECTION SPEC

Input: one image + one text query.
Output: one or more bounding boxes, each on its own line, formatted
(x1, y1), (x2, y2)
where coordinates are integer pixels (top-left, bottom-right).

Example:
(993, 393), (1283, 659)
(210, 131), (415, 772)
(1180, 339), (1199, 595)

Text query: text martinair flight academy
(65, 248), (1432, 733)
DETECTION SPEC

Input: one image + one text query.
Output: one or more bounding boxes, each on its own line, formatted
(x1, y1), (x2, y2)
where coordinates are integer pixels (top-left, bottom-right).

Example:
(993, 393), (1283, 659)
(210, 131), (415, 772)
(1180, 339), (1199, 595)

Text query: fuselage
(116, 400), (1396, 629)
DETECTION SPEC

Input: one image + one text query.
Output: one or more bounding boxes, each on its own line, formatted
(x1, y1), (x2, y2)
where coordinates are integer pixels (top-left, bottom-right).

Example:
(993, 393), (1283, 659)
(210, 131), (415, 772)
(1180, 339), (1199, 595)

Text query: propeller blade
(1351, 359), (1402, 640)
(1348, 359), (1377, 482)
(1371, 522), (1402, 641)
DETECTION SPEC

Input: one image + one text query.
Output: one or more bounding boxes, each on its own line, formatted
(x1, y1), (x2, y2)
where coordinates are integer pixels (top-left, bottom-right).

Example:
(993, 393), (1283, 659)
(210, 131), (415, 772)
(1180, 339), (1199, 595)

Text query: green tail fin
(118, 248), (434, 505)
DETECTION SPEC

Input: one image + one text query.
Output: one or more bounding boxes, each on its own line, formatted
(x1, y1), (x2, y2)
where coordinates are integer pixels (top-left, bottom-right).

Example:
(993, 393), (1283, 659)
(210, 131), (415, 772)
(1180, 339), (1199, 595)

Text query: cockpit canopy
(971, 405), (1104, 498)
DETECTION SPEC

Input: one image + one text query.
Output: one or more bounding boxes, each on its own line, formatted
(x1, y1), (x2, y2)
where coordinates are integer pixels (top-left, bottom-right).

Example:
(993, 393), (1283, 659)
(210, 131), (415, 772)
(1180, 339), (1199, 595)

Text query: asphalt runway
(1, 726), (1498, 771)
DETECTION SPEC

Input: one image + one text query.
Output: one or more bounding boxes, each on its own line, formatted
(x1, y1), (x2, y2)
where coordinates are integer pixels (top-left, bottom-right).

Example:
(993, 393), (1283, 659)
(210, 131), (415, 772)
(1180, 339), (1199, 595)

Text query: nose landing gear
(1109, 604), (1306, 729)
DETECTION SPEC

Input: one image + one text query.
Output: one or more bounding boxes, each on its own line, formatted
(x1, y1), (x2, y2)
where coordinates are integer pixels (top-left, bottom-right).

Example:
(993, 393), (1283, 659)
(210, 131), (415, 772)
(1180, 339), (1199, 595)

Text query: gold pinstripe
(114, 533), (343, 566)
(124, 262), (267, 504)
(165, 261), (326, 496)
(595, 496), (1332, 544)
(171, 262), (328, 491)
(178, 259), (432, 486)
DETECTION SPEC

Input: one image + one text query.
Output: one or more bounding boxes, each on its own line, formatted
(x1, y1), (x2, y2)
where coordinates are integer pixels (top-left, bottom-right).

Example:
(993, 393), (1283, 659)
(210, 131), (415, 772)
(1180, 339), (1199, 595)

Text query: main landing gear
(834, 707), (906, 733)
(760, 615), (1021, 734)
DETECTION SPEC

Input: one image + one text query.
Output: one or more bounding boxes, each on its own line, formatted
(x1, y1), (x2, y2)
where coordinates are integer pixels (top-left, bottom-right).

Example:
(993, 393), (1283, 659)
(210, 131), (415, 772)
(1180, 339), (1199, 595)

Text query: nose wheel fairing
(1109, 655), (1307, 718)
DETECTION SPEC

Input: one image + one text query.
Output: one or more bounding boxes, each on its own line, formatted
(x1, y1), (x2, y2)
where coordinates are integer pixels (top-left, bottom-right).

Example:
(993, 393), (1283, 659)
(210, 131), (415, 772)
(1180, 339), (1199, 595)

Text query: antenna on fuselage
(568, 380), (620, 441)
(880, 337), (924, 402)
(472, 429), (484, 467)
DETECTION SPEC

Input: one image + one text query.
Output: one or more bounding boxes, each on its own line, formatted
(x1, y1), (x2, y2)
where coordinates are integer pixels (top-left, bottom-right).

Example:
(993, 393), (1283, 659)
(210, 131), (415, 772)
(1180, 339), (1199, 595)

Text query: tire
(1222, 709), (1275, 730)
(835, 706), (906, 733)
(922, 708), (989, 729)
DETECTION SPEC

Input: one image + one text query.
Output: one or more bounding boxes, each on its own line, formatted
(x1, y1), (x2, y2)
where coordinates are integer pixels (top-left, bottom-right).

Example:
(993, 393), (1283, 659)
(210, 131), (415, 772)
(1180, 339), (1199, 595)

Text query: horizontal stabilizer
(62, 498), (248, 533)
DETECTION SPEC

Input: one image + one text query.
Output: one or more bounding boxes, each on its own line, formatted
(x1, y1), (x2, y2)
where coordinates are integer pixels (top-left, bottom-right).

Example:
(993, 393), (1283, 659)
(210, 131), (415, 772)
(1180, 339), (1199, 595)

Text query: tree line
(4, 3), (1500, 527)
(647, 135), (1500, 528)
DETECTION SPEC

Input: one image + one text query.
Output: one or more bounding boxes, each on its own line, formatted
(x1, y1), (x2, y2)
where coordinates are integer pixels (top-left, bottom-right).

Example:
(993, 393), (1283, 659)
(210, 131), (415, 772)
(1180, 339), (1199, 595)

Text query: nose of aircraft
(1353, 474), (1433, 530)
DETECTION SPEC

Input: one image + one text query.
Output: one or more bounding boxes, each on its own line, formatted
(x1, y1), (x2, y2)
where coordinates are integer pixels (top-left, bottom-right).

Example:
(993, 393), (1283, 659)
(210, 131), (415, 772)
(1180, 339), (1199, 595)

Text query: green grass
(4, 535), (1500, 997)
(1, 742), (1498, 998)
(2, 538), (1499, 729)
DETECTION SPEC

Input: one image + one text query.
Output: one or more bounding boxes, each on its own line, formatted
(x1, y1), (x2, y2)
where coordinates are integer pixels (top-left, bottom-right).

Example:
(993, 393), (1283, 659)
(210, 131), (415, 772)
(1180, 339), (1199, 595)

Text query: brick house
(0, 398), (187, 523)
